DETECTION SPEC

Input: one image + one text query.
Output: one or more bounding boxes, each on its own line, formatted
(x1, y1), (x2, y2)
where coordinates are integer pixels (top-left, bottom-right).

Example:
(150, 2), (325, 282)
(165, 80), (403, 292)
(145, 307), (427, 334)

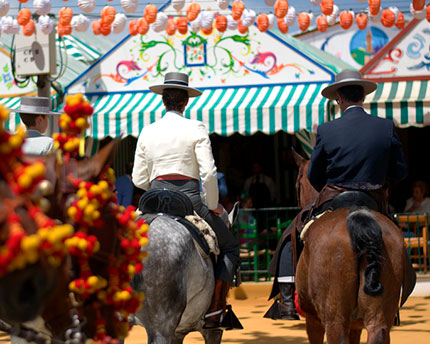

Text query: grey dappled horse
(132, 204), (239, 344)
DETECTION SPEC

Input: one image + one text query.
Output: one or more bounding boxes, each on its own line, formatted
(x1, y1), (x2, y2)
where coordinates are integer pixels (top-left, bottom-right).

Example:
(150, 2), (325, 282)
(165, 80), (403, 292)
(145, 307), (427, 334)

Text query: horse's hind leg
(305, 314), (324, 344)
(200, 328), (223, 344)
(325, 320), (351, 344)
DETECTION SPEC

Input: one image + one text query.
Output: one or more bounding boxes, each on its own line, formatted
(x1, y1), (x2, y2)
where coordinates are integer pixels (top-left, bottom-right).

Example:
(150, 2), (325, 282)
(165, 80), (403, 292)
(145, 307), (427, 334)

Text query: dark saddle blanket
(327, 190), (379, 212)
(138, 189), (211, 256)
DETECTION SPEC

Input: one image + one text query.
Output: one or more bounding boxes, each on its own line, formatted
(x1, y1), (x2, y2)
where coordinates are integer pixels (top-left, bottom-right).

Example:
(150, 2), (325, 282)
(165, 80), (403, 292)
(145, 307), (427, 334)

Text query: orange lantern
(137, 18), (149, 35)
(176, 17), (188, 35)
(231, 0), (245, 21)
(215, 15), (228, 33)
(395, 12), (405, 29)
(274, 0), (288, 19)
(298, 12), (310, 31)
(355, 13), (367, 30)
(238, 19), (248, 34)
(144, 4), (158, 24)
(380, 8), (395, 27)
(339, 11), (353, 30)
(23, 19), (35, 36)
(129, 20), (139, 36)
(166, 18), (176, 35)
(186, 2), (201, 22)
(100, 23), (111, 36)
(201, 26), (213, 35)
(413, 0), (426, 11)
(59, 7), (73, 26)
(316, 15), (328, 32)
(320, 0), (333, 16)
(58, 24), (72, 37)
(427, 5), (430, 23)
(101, 6), (116, 25)
(18, 0), (28, 3)
(256, 13), (269, 32)
(92, 20), (101, 35)
(17, 8), (32, 26)
(368, 0), (381, 16)
(277, 18), (288, 34)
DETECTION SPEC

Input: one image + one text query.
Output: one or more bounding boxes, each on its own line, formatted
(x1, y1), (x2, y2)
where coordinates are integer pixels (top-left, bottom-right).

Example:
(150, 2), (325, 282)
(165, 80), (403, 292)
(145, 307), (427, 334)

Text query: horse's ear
(291, 147), (306, 167)
(77, 138), (120, 181)
(228, 201), (240, 226)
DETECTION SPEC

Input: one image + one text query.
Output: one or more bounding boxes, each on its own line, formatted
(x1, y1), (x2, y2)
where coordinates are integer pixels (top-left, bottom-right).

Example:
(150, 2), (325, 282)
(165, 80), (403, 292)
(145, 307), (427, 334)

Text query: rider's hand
(211, 204), (224, 216)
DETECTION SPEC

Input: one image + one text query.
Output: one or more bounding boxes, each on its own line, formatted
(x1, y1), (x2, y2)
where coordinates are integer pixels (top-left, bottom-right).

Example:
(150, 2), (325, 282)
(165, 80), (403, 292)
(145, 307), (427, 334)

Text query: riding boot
(203, 279), (230, 329)
(278, 283), (300, 320)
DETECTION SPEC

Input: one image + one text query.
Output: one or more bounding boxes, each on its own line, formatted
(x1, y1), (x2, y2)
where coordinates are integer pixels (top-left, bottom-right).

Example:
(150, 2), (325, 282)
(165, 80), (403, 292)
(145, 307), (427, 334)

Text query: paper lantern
(308, 12), (315, 25)
(215, 15), (227, 32)
(190, 15), (201, 32)
(78, 0), (95, 14)
(369, 7), (382, 22)
(186, 2), (200, 22)
(152, 12), (168, 32)
(277, 18), (288, 34)
(112, 13), (126, 34)
(316, 15), (328, 32)
(59, 7), (73, 26)
(0, 0), (9, 17)
(33, 0), (51, 16)
(380, 8), (395, 27)
(339, 10), (353, 30)
(256, 13), (269, 32)
(226, 15), (238, 30)
(310, 0), (322, 5)
(231, 0), (245, 20)
(57, 24), (72, 37)
(144, 4), (158, 24)
(237, 19), (248, 34)
(2, 16), (19, 34)
(92, 20), (100, 35)
(172, 0), (185, 11)
(201, 26), (213, 35)
(368, 0), (380, 16)
(267, 13), (276, 29)
(200, 11), (214, 29)
(38, 15), (53, 34)
(326, 4), (339, 25)
(129, 19), (138, 35)
(101, 6), (116, 25)
(176, 17), (188, 34)
(166, 18), (176, 35)
(137, 17), (149, 35)
(274, 0), (288, 18)
(99, 22), (111, 36)
(121, 0), (137, 13)
(218, 0), (229, 10)
(395, 12), (405, 29)
(264, 0), (275, 6)
(17, 8), (31, 26)
(355, 13), (367, 30)
(413, 0), (425, 11)
(320, 0), (333, 16)
(285, 6), (296, 26)
(242, 9), (256, 27)
(71, 14), (90, 32)
(298, 12), (310, 31)
(410, 3), (426, 20)
(18, 0), (28, 3)
(23, 19), (35, 36)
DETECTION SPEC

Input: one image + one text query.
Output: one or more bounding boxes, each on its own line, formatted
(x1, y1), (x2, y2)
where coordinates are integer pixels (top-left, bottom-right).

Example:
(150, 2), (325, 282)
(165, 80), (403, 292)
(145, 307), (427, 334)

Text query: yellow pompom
(9, 134), (23, 149)
(87, 275), (99, 287)
(21, 235), (41, 251)
(128, 265), (135, 275)
(77, 239), (88, 251)
(75, 118), (87, 129)
(18, 174), (32, 189)
(77, 199), (88, 210)
(98, 180), (109, 190)
(67, 206), (78, 218)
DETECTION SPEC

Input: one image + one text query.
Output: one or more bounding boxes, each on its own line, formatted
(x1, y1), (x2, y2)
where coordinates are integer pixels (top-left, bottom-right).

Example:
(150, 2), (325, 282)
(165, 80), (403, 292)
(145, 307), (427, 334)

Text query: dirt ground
(1, 292), (428, 343)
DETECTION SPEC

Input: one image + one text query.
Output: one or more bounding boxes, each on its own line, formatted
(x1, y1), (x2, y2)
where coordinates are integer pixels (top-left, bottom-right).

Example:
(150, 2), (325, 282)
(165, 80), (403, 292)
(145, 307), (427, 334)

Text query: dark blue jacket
(307, 106), (408, 192)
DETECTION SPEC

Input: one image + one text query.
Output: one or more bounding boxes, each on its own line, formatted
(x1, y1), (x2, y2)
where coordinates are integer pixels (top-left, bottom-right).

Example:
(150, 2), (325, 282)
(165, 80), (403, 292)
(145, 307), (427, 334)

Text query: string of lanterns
(0, 0), (429, 37)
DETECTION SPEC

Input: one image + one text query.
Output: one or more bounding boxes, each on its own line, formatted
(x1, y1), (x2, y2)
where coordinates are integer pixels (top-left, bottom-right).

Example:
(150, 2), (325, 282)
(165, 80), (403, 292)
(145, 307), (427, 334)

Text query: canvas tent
(66, 0), (353, 140)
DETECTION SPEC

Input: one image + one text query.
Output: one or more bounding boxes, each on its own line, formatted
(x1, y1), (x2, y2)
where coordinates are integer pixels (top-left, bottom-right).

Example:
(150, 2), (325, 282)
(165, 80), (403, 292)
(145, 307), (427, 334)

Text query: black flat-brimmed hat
(9, 96), (61, 115)
(149, 72), (202, 97)
(321, 70), (377, 100)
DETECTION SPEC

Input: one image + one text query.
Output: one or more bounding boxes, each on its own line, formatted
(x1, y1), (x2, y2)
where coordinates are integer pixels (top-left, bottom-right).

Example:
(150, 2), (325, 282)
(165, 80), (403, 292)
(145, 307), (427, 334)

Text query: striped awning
(331, 80), (430, 127)
(82, 84), (330, 139)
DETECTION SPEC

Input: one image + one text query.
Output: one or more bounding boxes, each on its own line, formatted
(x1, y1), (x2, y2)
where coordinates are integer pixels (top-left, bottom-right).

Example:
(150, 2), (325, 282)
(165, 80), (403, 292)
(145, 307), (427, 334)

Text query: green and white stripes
(57, 35), (102, 64)
(84, 83), (331, 139)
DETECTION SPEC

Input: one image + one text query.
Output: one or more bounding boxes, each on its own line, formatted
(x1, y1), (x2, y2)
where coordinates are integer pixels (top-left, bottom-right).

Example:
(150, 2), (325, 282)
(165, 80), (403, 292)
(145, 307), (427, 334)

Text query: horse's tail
(346, 207), (384, 297)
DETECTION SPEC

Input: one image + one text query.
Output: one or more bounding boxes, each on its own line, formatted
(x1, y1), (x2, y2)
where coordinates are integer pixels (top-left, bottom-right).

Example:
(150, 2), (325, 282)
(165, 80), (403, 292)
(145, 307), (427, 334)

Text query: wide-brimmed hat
(149, 72), (202, 98)
(9, 96), (61, 115)
(321, 70), (377, 100)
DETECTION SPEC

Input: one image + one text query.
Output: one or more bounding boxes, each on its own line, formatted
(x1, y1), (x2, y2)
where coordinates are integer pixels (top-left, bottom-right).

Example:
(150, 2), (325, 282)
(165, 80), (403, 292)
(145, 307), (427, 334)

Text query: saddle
(138, 189), (218, 257)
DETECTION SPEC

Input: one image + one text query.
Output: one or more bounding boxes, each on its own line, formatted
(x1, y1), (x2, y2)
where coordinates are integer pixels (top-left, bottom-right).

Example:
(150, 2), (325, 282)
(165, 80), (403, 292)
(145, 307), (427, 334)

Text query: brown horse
(293, 151), (416, 344)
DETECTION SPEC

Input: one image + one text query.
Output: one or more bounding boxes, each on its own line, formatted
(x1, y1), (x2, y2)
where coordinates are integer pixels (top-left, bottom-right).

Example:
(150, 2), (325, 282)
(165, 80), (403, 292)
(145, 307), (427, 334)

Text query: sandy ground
(1, 290), (428, 343)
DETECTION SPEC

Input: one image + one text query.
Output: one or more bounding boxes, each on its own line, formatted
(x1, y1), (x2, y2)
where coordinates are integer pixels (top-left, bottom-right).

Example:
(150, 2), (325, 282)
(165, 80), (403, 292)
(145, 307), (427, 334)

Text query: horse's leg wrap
(203, 279), (230, 329)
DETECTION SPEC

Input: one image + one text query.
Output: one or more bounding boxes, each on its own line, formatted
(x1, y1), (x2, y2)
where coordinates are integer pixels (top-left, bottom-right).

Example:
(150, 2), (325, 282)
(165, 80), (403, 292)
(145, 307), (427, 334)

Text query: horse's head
(292, 149), (319, 209)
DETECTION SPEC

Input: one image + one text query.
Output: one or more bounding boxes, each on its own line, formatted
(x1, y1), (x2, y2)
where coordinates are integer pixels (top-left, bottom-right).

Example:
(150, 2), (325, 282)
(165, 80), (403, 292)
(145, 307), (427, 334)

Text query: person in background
(404, 181), (430, 214)
(115, 161), (134, 207)
(243, 162), (276, 209)
(11, 96), (59, 156)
